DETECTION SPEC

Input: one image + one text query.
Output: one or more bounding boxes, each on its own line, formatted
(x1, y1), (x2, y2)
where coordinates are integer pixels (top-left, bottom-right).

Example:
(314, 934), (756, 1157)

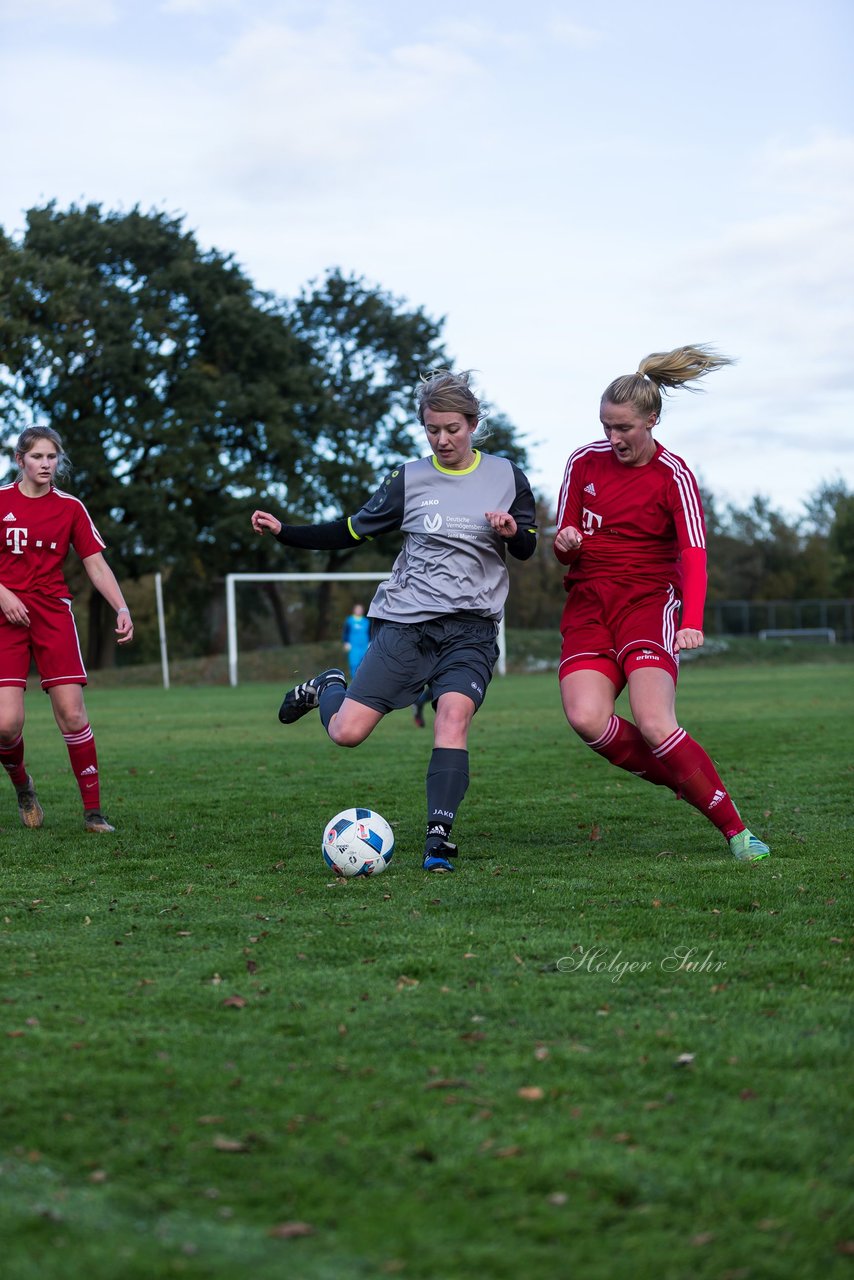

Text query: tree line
(0, 203), (851, 666)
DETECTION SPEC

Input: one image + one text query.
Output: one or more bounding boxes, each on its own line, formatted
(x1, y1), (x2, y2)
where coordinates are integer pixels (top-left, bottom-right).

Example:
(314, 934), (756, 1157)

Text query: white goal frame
(225, 572), (506, 686)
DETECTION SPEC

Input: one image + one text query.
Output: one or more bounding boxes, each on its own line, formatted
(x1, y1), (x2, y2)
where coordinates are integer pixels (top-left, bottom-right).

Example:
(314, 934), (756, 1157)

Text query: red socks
(587, 716), (676, 790)
(0, 734), (28, 788)
(585, 717), (745, 840)
(63, 724), (101, 812)
(652, 728), (744, 839)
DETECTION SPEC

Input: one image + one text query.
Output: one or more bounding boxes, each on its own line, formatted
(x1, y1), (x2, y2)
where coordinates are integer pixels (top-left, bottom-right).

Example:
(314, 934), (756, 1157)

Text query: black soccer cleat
(422, 840), (458, 873)
(278, 668), (346, 724)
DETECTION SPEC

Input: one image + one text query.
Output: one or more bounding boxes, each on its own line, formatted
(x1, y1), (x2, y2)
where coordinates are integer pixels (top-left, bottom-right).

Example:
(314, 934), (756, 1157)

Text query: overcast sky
(1, 0), (852, 518)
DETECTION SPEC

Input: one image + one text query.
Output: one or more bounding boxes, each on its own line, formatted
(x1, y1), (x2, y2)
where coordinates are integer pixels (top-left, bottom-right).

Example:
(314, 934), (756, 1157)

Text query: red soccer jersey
(554, 440), (708, 627)
(0, 483), (106, 599)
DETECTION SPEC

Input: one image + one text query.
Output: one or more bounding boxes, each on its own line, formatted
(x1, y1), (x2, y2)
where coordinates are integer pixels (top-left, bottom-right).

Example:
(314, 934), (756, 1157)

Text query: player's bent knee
(326, 704), (382, 748)
(635, 716), (679, 748)
(564, 705), (608, 741)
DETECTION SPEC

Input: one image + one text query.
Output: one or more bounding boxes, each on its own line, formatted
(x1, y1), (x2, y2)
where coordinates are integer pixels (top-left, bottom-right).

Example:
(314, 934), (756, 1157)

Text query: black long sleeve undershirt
(505, 527), (537, 561)
(274, 519), (357, 551)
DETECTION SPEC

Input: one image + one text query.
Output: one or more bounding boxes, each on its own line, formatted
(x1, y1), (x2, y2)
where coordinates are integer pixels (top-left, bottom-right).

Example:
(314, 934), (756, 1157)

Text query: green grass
(1, 663), (852, 1279)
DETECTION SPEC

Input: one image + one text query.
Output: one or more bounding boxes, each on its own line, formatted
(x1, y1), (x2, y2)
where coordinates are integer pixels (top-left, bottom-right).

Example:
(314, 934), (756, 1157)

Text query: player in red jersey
(0, 428), (134, 832)
(554, 344), (770, 862)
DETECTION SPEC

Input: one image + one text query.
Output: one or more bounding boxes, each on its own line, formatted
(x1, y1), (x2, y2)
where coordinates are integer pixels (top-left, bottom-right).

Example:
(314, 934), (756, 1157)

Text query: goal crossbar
(225, 572), (506, 687)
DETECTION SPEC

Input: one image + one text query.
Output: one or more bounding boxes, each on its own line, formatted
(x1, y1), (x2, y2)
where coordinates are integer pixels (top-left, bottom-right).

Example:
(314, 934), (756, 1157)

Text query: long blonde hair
(602, 344), (734, 422)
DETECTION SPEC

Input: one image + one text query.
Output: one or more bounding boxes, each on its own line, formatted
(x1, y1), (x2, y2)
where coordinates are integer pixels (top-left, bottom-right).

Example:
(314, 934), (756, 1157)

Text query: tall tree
(0, 203), (319, 660)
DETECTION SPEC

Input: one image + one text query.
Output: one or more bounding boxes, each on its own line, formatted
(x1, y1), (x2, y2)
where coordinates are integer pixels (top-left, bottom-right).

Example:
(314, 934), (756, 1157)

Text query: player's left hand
(675, 628), (703, 651)
(485, 511), (517, 538)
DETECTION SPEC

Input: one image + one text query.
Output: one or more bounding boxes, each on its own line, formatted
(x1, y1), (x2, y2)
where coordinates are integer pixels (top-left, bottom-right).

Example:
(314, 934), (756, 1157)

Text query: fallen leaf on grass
(424, 1078), (469, 1090)
(691, 1232), (715, 1246)
(213, 1136), (250, 1153)
(674, 1053), (695, 1067)
(517, 1087), (544, 1101)
(268, 1222), (315, 1239)
(222, 995), (246, 1009)
(196, 1115), (225, 1125)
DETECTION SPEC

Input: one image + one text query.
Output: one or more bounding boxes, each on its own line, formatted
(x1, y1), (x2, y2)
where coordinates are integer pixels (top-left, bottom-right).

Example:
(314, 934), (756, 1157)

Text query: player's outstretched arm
(81, 552), (134, 645)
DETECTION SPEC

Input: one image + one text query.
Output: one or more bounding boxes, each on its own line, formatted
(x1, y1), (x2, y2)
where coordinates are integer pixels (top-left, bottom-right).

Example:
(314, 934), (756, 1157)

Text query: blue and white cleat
(728, 829), (771, 862)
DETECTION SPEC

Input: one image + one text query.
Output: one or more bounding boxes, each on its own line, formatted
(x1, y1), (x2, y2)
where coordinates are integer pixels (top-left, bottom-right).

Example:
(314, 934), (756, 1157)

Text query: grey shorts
(346, 615), (500, 715)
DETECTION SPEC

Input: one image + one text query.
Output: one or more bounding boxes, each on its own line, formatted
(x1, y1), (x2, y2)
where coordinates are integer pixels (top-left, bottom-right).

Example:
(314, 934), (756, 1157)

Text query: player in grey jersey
(251, 370), (537, 872)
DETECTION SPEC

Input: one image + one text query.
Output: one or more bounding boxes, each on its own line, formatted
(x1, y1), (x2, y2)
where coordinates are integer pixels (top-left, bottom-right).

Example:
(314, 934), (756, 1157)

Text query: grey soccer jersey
(348, 451), (537, 623)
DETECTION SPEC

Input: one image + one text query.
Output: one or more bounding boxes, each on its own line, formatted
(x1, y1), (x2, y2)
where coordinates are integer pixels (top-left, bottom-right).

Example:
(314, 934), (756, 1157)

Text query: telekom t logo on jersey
(582, 507), (603, 535)
(6, 527), (27, 554)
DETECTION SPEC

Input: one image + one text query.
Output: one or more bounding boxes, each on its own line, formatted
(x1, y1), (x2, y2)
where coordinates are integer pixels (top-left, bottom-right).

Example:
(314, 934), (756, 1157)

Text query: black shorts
(346, 615), (500, 715)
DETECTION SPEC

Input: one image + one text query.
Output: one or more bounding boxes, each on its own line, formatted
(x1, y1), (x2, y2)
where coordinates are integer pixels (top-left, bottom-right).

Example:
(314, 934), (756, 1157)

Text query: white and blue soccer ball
(322, 808), (395, 878)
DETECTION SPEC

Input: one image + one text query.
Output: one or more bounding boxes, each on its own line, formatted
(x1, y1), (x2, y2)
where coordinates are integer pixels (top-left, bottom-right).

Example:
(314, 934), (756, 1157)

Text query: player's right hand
(251, 510), (282, 536)
(0, 586), (30, 626)
(554, 525), (583, 554)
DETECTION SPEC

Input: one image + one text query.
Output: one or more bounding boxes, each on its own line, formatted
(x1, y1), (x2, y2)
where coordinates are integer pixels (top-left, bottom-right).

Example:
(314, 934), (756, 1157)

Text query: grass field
(1, 659), (852, 1279)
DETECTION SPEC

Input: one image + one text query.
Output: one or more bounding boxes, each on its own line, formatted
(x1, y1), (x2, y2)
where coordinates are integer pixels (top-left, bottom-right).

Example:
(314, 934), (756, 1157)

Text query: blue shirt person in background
(342, 602), (371, 678)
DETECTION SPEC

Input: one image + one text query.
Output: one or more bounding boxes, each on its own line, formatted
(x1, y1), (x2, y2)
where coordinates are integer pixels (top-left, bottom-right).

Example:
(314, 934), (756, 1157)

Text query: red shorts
(559, 578), (681, 690)
(0, 594), (88, 690)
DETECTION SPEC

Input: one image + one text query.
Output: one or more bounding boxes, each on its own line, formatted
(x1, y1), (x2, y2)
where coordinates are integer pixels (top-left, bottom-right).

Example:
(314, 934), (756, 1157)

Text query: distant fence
(706, 599), (854, 642)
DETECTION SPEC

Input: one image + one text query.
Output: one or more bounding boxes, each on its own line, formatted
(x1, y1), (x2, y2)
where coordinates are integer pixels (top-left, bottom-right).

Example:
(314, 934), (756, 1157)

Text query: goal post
(224, 572), (507, 686)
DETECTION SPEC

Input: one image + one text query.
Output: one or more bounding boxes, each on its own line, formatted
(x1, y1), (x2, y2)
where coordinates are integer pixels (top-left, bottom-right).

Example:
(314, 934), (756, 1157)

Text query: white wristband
(117, 607), (130, 616)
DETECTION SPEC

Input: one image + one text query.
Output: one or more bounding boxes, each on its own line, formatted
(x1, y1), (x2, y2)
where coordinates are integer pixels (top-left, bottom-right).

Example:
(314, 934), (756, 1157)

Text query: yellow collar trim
(430, 449), (481, 477)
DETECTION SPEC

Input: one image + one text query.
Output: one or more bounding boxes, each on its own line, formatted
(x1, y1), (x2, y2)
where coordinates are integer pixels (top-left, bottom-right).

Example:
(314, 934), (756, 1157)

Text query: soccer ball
(322, 808), (395, 878)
